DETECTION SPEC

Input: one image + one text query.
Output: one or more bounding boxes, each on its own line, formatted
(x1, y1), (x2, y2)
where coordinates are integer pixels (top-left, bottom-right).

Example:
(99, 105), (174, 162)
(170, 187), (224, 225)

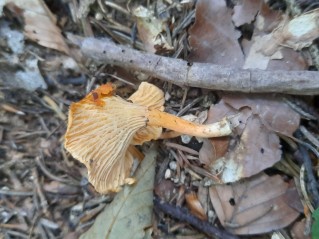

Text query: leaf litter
(0, 0), (318, 238)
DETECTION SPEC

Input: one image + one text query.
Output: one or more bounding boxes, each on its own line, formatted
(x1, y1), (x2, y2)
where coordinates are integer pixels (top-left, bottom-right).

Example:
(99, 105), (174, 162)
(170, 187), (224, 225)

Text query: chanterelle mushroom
(65, 82), (234, 194)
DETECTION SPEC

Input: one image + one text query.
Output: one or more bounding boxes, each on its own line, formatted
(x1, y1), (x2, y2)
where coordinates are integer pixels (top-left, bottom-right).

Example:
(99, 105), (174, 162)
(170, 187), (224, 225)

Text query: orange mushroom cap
(65, 82), (164, 193)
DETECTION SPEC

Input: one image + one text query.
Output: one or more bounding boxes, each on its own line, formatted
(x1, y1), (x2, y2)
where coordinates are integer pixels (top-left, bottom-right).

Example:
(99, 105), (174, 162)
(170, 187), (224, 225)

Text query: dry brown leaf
(185, 192), (208, 221)
(221, 115), (281, 182)
(199, 137), (229, 167)
(4, 0), (69, 54)
(200, 94), (300, 183)
(242, 2), (307, 70)
(267, 47), (307, 70)
(188, 0), (244, 67)
(197, 185), (209, 216)
(262, 9), (319, 55)
(291, 219), (311, 239)
(133, 6), (173, 54)
(232, 0), (262, 27)
(154, 179), (176, 202)
(199, 100), (249, 176)
(223, 93), (300, 136)
(282, 180), (304, 214)
(209, 173), (300, 235)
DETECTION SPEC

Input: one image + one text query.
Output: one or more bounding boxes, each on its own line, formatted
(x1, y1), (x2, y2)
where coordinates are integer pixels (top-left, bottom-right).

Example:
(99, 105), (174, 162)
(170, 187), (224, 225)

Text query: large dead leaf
(80, 146), (157, 239)
(200, 94), (300, 183)
(209, 173), (300, 235)
(188, 0), (244, 67)
(2, 0), (69, 54)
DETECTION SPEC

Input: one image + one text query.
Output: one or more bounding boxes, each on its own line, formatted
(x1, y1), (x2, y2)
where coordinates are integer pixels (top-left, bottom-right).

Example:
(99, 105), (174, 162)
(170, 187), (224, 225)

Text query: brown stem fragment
(80, 38), (319, 95)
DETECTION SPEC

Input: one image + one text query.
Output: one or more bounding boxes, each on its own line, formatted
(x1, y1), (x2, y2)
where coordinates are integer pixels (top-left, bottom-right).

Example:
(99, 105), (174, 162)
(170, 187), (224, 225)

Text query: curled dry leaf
(185, 192), (208, 221)
(188, 0), (244, 67)
(242, 2), (307, 70)
(133, 6), (173, 53)
(262, 9), (319, 55)
(209, 173), (301, 235)
(3, 0), (69, 54)
(65, 82), (233, 194)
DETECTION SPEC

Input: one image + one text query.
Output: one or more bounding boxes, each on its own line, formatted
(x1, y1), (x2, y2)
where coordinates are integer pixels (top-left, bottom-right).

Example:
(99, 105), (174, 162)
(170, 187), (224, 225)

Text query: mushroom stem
(147, 110), (233, 138)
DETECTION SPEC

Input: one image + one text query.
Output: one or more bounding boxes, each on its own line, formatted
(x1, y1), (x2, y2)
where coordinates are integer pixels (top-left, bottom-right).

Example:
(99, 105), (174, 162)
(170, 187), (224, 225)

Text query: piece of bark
(80, 38), (319, 95)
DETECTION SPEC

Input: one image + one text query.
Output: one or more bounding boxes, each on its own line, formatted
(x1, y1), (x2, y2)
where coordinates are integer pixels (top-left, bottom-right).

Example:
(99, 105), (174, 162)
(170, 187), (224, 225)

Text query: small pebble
(203, 178), (214, 187)
(164, 169), (172, 179)
(169, 161), (177, 171)
(208, 210), (216, 222)
(95, 12), (103, 20)
(173, 177), (179, 183)
(165, 91), (171, 101)
(180, 171), (186, 184)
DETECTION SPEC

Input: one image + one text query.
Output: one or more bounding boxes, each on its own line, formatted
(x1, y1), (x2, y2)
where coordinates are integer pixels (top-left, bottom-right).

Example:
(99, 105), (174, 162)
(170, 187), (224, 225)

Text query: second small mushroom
(65, 82), (235, 194)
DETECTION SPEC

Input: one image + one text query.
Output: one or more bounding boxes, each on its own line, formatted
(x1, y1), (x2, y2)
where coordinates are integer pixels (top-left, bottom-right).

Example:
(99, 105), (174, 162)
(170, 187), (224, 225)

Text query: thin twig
(299, 165), (315, 212)
(154, 196), (239, 239)
(0, 189), (33, 196)
(300, 126), (319, 149)
(32, 168), (49, 214)
(35, 156), (80, 186)
(295, 131), (319, 208)
(165, 142), (199, 155)
(177, 95), (204, 117)
(80, 38), (319, 95)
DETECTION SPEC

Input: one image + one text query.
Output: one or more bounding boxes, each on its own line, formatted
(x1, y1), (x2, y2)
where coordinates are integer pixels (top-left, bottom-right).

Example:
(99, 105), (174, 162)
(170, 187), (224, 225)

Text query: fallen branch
(80, 38), (319, 95)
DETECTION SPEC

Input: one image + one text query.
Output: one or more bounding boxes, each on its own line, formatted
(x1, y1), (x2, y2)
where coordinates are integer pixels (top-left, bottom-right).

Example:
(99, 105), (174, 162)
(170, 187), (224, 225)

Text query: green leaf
(312, 207), (319, 239)
(80, 146), (157, 239)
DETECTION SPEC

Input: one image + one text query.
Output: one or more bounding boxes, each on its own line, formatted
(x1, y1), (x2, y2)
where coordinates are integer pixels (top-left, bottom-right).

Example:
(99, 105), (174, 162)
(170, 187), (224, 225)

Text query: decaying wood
(80, 38), (319, 95)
